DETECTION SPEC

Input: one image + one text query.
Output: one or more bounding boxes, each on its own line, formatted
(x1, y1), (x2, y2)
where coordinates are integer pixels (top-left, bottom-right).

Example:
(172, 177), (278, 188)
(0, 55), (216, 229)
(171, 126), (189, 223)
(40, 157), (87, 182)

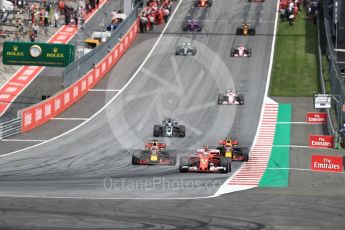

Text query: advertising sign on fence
(309, 135), (333, 148)
(306, 112), (327, 124)
(3, 42), (75, 67)
(311, 155), (343, 172)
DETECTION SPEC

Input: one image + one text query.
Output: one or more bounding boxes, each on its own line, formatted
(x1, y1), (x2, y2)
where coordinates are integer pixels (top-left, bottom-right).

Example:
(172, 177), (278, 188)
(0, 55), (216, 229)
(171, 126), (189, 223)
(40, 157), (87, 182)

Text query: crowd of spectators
(0, 1), (100, 43)
(138, 0), (172, 33)
(279, 0), (319, 25)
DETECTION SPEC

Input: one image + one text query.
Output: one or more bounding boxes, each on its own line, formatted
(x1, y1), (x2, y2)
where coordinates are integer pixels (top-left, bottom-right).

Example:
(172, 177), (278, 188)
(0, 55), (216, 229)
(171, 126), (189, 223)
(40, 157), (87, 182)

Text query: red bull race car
(217, 137), (249, 161)
(179, 145), (231, 173)
(218, 89), (244, 105)
(231, 44), (251, 57)
(194, 0), (212, 7)
(132, 140), (176, 166)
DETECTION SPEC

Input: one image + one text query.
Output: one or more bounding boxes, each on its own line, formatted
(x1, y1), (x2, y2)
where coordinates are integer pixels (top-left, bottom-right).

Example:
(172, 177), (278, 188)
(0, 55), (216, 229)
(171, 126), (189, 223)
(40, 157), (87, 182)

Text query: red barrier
(311, 155), (343, 172)
(309, 135), (333, 148)
(21, 21), (139, 132)
(306, 112), (327, 124)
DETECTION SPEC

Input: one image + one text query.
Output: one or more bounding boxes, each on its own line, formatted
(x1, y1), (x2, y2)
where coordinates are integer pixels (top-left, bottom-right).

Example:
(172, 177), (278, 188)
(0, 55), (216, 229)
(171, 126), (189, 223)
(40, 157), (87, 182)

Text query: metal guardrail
(63, 2), (142, 87)
(317, 16), (336, 136)
(0, 117), (21, 140)
(322, 3), (345, 130)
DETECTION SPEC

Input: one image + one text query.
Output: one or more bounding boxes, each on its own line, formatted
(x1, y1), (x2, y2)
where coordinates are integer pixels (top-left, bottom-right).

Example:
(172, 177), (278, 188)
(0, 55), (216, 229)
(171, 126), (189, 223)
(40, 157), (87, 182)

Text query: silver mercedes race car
(218, 89), (244, 105)
(175, 42), (197, 56)
(231, 44), (251, 57)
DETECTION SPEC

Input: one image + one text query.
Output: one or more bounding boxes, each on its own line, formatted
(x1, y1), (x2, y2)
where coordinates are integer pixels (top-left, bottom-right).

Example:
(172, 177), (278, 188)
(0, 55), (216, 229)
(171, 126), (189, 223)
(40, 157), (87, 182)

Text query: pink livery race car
(179, 145), (231, 173)
(231, 44), (251, 57)
(218, 89), (244, 105)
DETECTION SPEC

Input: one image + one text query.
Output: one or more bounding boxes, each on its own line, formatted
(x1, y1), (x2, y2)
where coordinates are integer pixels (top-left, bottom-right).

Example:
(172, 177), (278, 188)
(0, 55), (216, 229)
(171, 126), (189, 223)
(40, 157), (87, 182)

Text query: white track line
(50, 118), (88, 121)
(273, 145), (309, 148)
(276, 122), (313, 124)
(1, 139), (47, 142)
(266, 167), (345, 174)
(0, 0), (185, 158)
(88, 89), (121, 92)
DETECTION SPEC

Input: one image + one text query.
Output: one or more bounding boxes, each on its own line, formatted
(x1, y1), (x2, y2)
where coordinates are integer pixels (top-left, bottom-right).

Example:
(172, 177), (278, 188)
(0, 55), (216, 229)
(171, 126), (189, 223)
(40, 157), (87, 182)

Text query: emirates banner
(306, 112), (327, 124)
(311, 155), (343, 172)
(309, 135), (333, 148)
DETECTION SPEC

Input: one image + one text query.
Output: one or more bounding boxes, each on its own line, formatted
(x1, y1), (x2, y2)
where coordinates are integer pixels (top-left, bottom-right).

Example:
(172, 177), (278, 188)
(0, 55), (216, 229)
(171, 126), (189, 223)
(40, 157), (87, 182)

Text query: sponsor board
(21, 21), (139, 132)
(306, 112), (327, 124)
(311, 155), (343, 172)
(309, 135), (333, 148)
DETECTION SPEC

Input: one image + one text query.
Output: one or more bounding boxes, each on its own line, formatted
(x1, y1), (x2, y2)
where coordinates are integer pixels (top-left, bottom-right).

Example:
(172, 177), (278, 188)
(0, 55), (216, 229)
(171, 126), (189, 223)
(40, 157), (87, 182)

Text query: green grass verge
(269, 12), (319, 96)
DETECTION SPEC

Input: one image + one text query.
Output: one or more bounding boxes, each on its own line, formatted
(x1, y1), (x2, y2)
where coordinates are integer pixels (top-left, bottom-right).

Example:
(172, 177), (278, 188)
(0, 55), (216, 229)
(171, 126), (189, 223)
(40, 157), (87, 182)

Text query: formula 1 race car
(154, 118), (186, 137)
(231, 44), (251, 57)
(132, 140), (177, 165)
(179, 145), (231, 173)
(183, 19), (202, 32)
(236, 23), (255, 36)
(175, 42), (197, 56)
(194, 0), (213, 7)
(217, 137), (249, 161)
(218, 89), (244, 105)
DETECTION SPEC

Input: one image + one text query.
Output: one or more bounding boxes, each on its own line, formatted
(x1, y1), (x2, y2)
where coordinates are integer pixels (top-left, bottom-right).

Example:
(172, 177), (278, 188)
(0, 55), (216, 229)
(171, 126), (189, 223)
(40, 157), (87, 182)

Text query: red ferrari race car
(132, 140), (176, 165)
(179, 145), (231, 173)
(194, 0), (212, 7)
(217, 137), (249, 161)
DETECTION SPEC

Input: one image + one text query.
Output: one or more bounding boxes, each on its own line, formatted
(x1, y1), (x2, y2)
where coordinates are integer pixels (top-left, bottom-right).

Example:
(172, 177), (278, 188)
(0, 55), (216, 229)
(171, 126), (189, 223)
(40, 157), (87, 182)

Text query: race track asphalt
(3, 0), (335, 229)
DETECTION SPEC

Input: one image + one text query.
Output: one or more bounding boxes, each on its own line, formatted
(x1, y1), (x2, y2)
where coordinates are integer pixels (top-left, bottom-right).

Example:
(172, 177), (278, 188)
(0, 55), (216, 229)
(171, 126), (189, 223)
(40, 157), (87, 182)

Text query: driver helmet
(203, 144), (209, 152)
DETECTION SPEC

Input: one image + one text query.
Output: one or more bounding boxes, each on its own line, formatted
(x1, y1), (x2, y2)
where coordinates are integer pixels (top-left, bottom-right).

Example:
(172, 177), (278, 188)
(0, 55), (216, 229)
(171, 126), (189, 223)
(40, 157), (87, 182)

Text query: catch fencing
(321, 3), (344, 135)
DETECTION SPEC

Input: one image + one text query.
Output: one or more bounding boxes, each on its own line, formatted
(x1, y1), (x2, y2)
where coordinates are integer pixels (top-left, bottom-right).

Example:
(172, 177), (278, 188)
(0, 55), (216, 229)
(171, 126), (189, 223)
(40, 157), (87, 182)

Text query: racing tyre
(250, 28), (255, 35)
(238, 94), (244, 105)
(168, 152), (177, 166)
(230, 48), (235, 57)
(192, 49), (197, 55)
(153, 125), (162, 137)
(241, 147), (249, 161)
(218, 95), (223, 104)
(220, 157), (231, 173)
(243, 153), (249, 161)
(183, 25), (188, 31)
(236, 28), (242, 35)
(179, 125), (186, 137)
(132, 152), (141, 165)
(179, 157), (189, 173)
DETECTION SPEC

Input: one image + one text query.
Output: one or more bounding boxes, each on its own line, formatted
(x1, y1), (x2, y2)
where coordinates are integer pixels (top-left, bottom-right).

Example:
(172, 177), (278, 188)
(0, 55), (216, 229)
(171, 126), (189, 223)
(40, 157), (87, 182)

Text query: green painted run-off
(259, 104), (291, 187)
